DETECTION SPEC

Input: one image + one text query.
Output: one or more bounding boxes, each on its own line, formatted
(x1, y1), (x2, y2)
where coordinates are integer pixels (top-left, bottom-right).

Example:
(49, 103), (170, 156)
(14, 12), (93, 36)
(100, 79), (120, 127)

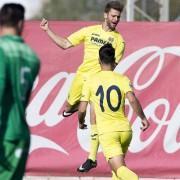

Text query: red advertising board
(23, 21), (180, 178)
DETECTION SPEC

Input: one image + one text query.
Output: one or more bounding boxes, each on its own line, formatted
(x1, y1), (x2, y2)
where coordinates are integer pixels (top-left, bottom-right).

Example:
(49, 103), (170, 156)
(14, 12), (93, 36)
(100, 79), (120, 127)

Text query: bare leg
(77, 103), (98, 172)
(108, 155), (125, 173)
(90, 103), (96, 124)
(108, 155), (138, 180)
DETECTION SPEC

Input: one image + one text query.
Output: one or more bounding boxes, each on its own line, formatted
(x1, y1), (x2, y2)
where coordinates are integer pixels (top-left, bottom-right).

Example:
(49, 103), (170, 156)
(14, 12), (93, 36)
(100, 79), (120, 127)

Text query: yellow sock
(88, 124), (99, 161)
(117, 166), (138, 180)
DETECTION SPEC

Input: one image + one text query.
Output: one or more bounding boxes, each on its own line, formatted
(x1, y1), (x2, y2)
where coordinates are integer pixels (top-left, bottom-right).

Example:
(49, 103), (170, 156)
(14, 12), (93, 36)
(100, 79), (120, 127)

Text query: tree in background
(34, 0), (126, 21)
(135, 0), (160, 21)
(34, 0), (179, 21)
(170, 0), (180, 21)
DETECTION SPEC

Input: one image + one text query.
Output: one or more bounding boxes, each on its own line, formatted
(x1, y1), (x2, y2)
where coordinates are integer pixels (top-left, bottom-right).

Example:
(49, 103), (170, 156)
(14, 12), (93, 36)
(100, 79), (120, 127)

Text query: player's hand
(140, 118), (150, 131)
(79, 123), (87, 129)
(40, 18), (49, 31)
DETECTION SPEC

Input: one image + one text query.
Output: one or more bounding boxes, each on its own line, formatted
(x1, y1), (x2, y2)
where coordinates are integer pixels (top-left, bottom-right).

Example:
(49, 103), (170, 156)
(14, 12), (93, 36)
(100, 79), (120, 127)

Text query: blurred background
(0, 0), (179, 21)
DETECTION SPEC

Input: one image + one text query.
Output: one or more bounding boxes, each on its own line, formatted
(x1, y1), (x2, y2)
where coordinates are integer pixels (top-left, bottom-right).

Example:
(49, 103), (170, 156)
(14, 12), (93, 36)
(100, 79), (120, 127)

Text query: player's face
(104, 8), (121, 30)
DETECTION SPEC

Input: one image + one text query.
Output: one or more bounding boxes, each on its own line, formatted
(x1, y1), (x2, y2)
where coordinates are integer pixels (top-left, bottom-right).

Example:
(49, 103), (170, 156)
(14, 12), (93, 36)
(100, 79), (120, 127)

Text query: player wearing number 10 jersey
(81, 70), (132, 135)
(78, 44), (149, 180)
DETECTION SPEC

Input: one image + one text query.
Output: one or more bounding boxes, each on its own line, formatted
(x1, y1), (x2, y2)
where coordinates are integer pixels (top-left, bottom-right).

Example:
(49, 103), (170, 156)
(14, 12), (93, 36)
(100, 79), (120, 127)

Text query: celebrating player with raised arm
(40, 1), (125, 172)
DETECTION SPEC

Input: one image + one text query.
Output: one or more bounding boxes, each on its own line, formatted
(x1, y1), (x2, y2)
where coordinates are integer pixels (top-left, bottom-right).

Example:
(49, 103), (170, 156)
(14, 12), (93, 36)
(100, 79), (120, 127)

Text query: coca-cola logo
(26, 46), (180, 155)
(115, 46), (180, 153)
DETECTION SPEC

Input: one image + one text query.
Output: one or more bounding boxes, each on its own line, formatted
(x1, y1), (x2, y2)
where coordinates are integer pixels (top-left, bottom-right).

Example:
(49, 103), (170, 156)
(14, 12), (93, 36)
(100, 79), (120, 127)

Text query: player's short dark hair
(104, 1), (124, 13)
(0, 3), (25, 27)
(99, 43), (115, 64)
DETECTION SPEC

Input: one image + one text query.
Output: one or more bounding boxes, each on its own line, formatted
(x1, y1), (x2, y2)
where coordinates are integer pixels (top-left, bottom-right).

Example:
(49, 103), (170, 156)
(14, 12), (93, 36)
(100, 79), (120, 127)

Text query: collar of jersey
(2, 35), (24, 42)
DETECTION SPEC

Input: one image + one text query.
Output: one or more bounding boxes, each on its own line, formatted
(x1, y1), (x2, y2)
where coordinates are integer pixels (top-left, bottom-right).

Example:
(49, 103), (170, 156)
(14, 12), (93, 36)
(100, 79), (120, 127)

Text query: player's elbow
(126, 92), (137, 104)
(129, 97), (137, 104)
(60, 39), (72, 49)
(60, 44), (68, 49)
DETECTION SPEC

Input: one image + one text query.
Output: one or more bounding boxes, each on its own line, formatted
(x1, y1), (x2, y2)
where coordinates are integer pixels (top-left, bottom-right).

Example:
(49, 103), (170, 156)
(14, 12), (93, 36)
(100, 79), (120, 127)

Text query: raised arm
(126, 91), (150, 131)
(40, 18), (73, 49)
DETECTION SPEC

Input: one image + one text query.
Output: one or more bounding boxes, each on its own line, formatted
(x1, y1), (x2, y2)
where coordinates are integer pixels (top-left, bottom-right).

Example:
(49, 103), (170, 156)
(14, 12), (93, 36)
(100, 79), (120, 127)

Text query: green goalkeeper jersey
(0, 35), (40, 140)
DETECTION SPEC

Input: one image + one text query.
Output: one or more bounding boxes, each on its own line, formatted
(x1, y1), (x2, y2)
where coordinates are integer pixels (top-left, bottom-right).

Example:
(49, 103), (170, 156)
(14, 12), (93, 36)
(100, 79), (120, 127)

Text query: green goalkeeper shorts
(0, 139), (30, 180)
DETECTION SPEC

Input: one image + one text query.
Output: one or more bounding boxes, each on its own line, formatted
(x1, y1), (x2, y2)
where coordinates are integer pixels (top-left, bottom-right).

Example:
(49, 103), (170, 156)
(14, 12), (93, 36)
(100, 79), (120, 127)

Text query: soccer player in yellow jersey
(40, 1), (125, 172)
(78, 43), (150, 180)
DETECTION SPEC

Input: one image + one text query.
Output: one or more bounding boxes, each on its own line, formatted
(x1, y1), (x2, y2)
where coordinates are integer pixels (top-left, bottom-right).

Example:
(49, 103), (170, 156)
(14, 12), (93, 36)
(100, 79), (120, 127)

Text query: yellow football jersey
(81, 71), (132, 134)
(68, 25), (125, 77)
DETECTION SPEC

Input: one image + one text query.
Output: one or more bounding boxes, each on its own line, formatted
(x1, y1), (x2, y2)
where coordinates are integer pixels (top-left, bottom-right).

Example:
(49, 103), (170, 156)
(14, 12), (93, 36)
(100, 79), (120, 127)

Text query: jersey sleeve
(115, 35), (125, 64)
(0, 48), (6, 107)
(80, 80), (91, 102)
(67, 27), (86, 46)
(123, 76), (133, 93)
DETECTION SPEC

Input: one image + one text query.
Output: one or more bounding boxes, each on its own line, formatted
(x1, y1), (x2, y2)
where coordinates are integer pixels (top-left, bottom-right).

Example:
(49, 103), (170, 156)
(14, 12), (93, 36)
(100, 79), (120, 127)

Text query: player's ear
(17, 20), (24, 35)
(112, 62), (117, 70)
(104, 12), (107, 19)
(98, 58), (101, 65)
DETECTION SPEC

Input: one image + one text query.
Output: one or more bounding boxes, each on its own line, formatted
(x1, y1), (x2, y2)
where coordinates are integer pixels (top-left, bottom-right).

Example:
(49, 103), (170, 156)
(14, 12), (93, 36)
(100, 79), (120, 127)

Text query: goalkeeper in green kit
(0, 3), (40, 180)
